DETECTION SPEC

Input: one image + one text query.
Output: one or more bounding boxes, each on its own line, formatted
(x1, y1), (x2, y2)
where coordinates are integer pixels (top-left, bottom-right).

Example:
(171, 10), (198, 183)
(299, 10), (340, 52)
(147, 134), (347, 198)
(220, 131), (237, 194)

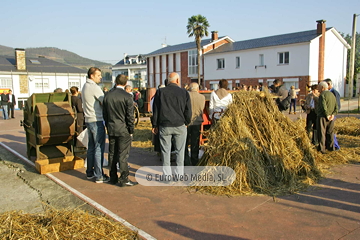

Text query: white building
(112, 54), (147, 89)
(146, 20), (350, 98)
(0, 49), (87, 108)
(204, 20), (350, 98)
(146, 31), (234, 88)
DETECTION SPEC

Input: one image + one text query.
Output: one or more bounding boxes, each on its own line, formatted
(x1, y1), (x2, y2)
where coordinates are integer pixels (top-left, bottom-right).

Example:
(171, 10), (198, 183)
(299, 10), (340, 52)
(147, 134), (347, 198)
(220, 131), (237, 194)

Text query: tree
(342, 32), (360, 96)
(187, 15), (210, 86)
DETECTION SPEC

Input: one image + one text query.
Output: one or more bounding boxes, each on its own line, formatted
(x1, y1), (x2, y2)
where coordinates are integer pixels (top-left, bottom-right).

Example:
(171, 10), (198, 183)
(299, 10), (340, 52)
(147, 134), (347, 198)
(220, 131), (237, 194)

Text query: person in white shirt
(209, 79), (233, 125)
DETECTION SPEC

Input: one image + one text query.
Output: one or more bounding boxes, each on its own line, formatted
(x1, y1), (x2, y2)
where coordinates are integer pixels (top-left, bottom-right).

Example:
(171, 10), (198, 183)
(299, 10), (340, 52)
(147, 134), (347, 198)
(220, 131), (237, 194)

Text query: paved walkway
(0, 110), (359, 239)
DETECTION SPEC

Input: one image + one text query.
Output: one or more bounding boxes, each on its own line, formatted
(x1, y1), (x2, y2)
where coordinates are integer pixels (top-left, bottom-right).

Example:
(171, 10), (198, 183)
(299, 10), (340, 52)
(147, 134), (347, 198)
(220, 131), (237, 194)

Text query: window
(29, 59), (41, 64)
(259, 54), (264, 66)
(236, 57), (240, 68)
(210, 82), (218, 90)
(283, 78), (299, 91)
(35, 78), (49, 89)
(278, 52), (289, 64)
(188, 50), (198, 75)
(283, 81), (299, 90)
(0, 78), (12, 89)
(217, 58), (225, 69)
(69, 78), (80, 88)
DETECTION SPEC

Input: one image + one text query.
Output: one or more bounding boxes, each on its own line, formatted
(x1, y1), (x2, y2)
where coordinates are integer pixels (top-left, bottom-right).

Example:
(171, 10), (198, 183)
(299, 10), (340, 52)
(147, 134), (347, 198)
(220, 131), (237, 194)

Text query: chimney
(15, 48), (26, 70)
(211, 31), (218, 41)
(316, 19), (326, 35)
(316, 20), (326, 81)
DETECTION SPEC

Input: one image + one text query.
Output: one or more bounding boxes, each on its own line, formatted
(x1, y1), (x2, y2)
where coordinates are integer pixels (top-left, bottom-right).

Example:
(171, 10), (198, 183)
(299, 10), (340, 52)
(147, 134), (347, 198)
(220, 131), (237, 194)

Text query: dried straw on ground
(196, 91), (322, 196)
(0, 208), (138, 239)
(334, 117), (360, 136)
(132, 120), (153, 150)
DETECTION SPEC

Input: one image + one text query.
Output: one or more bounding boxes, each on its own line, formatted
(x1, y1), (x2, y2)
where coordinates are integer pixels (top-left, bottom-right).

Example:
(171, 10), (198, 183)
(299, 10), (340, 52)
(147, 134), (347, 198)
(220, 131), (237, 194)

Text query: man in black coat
(151, 72), (192, 178)
(7, 90), (16, 118)
(103, 74), (137, 187)
(1, 90), (10, 120)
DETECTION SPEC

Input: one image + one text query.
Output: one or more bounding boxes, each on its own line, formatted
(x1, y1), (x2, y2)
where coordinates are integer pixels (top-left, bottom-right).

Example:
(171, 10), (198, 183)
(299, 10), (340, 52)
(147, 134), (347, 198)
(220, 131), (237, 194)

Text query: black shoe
(120, 180), (138, 187)
(109, 178), (118, 185)
(87, 174), (96, 180)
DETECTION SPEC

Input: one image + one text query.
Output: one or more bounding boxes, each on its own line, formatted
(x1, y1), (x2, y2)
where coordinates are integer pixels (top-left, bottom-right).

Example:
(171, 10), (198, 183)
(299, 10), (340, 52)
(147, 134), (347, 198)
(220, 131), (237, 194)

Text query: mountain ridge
(0, 45), (112, 69)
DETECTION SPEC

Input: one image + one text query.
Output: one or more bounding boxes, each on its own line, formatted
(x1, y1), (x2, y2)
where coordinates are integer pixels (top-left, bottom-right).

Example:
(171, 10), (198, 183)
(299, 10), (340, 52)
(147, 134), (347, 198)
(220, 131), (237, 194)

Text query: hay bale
(196, 91), (322, 196)
(0, 208), (138, 239)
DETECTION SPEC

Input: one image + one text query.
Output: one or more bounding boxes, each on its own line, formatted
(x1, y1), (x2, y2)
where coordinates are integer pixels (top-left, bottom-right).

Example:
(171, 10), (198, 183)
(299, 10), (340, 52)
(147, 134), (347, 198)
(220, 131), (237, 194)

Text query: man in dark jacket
(152, 72), (192, 178)
(185, 82), (205, 166)
(316, 81), (338, 154)
(273, 79), (290, 111)
(1, 90), (9, 120)
(7, 90), (16, 118)
(103, 74), (137, 187)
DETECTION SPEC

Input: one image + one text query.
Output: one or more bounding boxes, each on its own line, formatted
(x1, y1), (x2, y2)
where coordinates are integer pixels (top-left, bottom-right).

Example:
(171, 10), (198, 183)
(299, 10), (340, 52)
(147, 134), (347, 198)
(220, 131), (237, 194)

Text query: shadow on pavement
(156, 220), (249, 240)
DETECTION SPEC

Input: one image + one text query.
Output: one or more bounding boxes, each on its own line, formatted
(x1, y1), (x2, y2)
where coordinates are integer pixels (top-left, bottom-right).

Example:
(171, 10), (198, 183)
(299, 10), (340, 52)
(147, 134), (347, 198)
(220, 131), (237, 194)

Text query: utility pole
(347, 14), (358, 98)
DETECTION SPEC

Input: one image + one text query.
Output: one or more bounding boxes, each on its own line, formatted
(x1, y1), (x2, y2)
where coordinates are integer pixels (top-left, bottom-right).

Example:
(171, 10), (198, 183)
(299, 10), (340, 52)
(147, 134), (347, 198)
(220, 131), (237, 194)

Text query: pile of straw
(132, 121), (153, 150)
(0, 208), (138, 239)
(335, 117), (360, 136)
(196, 91), (322, 196)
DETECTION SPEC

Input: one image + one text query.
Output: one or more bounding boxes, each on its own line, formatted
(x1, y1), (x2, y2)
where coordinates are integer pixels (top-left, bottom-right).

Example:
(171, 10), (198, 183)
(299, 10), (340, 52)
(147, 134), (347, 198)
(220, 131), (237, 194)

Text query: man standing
(273, 79), (290, 111)
(1, 90), (9, 120)
(324, 78), (341, 150)
(82, 67), (109, 183)
(7, 90), (16, 118)
(305, 84), (319, 145)
(103, 74), (137, 187)
(152, 72), (192, 178)
(185, 83), (205, 166)
(316, 81), (338, 154)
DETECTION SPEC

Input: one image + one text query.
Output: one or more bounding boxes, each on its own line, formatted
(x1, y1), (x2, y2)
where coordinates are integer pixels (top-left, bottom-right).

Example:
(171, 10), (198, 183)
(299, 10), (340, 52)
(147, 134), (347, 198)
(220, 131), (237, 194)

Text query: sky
(1, 0), (360, 65)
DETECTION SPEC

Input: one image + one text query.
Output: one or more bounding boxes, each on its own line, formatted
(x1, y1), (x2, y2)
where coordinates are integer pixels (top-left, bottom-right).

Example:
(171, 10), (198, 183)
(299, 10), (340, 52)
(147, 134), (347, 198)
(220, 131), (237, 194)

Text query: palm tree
(187, 15), (210, 86)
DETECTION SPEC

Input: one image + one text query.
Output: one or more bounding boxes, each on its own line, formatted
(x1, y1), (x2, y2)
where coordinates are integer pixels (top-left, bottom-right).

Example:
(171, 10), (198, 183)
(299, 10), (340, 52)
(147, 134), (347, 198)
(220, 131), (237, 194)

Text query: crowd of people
(270, 78), (340, 154)
(304, 79), (340, 154)
(46, 69), (341, 184)
(68, 69), (342, 186)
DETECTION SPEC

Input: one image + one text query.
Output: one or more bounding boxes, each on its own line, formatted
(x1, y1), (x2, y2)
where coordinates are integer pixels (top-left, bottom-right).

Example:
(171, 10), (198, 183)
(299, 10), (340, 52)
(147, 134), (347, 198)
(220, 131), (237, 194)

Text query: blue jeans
(85, 121), (105, 179)
(2, 105), (9, 120)
(289, 99), (296, 113)
(159, 125), (187, 177)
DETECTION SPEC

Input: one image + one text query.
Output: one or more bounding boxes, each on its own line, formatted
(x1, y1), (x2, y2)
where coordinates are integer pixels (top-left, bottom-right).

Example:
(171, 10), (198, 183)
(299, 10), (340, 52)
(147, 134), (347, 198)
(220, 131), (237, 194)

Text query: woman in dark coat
(70, 86), (84, 145)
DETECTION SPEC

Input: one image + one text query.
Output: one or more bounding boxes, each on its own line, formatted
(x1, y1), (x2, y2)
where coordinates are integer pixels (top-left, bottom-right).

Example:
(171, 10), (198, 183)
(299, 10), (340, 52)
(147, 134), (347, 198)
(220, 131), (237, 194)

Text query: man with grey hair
(152, 72), (192, 179)
(324, 78), (340, 150)
(185, 82), (205, 166)
(316, 81), (338, 154)
(125, 85), (132, 94)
